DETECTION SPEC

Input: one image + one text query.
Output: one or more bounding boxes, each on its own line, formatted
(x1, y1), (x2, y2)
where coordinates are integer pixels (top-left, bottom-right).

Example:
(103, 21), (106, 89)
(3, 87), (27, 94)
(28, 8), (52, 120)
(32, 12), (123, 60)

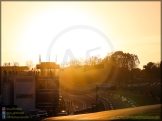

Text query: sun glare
(50, 29), (112, 64)
(18, 5), (109, 64)
(2, 2), (160, 68)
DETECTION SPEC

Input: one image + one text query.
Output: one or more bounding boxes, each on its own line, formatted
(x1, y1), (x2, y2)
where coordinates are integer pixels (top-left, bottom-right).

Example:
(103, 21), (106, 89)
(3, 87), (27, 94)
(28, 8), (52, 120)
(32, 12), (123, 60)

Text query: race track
(42, 104), (161, 120)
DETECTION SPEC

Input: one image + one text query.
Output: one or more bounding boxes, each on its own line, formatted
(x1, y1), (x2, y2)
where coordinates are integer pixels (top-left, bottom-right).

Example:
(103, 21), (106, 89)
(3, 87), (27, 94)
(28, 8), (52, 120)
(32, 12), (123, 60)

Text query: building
(1, 62), (60, 116)
(14, 76), (35, 115)
(1, 66), (36, 115)
(1, 66), (29, 94)
(36, 62), (60, 115)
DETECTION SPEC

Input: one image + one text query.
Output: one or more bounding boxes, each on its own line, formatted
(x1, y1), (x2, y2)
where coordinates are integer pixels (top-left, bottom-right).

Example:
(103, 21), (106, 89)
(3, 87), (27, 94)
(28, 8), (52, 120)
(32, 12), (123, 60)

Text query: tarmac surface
(42, 104), (161, 121)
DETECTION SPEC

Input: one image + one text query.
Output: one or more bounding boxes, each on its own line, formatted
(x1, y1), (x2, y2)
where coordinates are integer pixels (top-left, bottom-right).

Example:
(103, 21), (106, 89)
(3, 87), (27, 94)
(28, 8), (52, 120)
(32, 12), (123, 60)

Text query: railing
(37, 103), (59, 107)
(37, 89), (59, 93)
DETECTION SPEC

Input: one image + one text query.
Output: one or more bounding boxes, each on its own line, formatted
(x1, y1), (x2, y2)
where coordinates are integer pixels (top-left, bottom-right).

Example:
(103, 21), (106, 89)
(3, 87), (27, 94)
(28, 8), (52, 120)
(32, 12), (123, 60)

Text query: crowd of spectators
(118, 81), (161, 101)
(120, 82), (161, 88)
(3, 70), (41, 76)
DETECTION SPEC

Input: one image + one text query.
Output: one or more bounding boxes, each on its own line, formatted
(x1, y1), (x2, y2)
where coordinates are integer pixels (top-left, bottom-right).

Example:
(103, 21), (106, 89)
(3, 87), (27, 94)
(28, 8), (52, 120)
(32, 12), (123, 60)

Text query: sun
(20, 5), (111, 64)
(50, 28), (111, 65)
(2, 2), (113, 66)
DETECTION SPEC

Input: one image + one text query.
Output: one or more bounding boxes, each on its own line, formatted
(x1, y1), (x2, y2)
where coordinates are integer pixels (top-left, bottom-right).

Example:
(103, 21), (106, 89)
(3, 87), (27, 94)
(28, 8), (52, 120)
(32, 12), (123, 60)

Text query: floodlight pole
(96, 84), (98, 111)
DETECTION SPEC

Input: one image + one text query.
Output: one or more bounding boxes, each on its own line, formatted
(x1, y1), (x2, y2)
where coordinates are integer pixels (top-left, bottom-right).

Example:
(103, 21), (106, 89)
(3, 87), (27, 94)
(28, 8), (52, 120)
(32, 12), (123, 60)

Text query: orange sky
(1, 1), (161, 69)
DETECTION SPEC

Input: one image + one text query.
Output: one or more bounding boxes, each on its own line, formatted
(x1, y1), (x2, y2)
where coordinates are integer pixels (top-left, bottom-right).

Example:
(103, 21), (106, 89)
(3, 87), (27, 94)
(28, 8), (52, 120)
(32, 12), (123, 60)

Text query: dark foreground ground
(41, 104), (161, 121)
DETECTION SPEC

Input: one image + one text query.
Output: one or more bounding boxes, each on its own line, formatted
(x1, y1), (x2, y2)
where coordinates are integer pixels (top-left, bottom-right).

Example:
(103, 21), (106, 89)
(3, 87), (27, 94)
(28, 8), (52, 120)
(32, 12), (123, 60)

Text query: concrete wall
(14, 76), (35, 114)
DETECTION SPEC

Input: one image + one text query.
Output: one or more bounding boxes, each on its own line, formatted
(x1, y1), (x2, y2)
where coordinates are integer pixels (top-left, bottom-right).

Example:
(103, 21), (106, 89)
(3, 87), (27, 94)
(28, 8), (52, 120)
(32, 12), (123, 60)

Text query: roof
(36, 62), (60, 69)
(1, 66), (29, 71)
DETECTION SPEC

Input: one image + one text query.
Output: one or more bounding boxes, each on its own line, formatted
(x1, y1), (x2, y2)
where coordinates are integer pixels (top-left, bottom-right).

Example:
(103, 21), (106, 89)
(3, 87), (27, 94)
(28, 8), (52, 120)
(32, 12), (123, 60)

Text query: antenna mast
(39, 54), (41, 64)
(55, 55), (57, 63)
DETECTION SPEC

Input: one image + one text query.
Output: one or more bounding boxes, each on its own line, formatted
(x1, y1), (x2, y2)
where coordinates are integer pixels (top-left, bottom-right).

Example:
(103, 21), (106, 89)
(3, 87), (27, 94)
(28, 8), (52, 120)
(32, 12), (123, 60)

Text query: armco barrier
(74, 105), (97, 115)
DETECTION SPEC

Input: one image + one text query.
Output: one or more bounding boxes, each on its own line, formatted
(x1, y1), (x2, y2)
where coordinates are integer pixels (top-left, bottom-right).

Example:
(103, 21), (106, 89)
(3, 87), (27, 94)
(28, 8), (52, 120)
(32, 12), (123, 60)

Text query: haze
(1, 1), (161, 68)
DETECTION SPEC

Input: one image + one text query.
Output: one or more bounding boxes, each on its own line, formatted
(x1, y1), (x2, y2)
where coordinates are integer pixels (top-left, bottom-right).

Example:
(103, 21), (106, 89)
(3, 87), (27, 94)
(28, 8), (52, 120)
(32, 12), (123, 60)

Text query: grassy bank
(101, 89), (160, 106)
(134, 108), (161, 117)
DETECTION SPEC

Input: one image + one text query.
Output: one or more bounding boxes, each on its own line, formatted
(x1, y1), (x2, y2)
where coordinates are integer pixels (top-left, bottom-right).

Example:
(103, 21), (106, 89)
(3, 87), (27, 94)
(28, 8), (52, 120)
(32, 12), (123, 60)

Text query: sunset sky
(1, 1), (161, 69)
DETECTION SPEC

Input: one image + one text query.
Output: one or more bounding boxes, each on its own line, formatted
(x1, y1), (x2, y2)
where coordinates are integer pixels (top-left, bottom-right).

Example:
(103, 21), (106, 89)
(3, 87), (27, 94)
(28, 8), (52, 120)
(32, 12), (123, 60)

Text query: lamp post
(131, 59), (134, 84)
(96, 84), (98, 111)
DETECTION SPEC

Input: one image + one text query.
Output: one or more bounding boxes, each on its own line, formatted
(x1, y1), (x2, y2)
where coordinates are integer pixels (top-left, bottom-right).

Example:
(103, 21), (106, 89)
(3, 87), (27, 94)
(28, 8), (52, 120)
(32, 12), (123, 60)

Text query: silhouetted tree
(143, 61), (161, 82)
(143, 62), (154, 82)
(85, 56), (101, 66)
(13, 62), (19, 66)
(3, 62), (8, 66)
(26, 61), (34, 70)
(109, 51), (140, 84)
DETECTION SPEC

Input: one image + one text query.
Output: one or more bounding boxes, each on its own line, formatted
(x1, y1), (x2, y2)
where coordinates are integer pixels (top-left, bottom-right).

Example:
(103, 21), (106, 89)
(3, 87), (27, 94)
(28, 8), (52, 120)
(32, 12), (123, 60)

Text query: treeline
(114, 61), (161, 85)
(106, 51), (161, 84)
(61, 51), (140, 69)
(143, 62), (161, 82)
(60, 56), (103, 68)
(61, 51), (161, 84)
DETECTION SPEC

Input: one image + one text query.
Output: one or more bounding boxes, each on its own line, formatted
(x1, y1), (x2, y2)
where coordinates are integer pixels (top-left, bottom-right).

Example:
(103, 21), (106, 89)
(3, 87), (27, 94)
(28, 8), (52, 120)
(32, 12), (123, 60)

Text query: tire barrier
(100, 96), (115, 110)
